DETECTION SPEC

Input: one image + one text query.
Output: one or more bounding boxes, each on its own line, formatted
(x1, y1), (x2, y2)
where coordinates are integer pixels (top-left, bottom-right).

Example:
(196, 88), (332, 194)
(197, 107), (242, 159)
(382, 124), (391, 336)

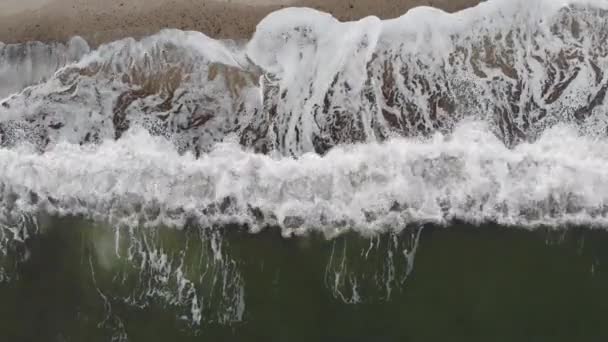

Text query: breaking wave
(2, 0), (608, 330)
(2, 121), (608, 237)
(1, 0), (608, 233)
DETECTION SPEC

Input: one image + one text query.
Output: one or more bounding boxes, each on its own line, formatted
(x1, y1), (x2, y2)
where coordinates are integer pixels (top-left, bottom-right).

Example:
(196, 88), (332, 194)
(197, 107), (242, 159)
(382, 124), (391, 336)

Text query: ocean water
(2, 0), (608, 340)
(2, 219), (608, 341)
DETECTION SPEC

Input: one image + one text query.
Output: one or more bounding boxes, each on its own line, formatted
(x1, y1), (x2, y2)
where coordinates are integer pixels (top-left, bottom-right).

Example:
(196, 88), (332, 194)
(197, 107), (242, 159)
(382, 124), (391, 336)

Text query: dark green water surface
(1, 217), (608, 342)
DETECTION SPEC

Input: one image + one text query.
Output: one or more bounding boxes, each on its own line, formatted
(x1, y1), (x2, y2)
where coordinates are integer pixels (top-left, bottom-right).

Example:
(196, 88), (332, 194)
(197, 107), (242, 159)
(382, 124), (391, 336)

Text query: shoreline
(0, 0), (480, 46)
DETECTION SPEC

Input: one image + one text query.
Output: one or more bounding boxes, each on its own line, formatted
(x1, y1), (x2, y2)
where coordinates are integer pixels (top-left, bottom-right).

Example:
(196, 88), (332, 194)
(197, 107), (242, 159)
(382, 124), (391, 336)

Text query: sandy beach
(0, 0), (480, 45)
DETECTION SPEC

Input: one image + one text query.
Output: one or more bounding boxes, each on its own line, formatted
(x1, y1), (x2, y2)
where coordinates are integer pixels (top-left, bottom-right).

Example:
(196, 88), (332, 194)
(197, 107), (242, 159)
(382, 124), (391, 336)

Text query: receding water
(1, 218), (607, 341)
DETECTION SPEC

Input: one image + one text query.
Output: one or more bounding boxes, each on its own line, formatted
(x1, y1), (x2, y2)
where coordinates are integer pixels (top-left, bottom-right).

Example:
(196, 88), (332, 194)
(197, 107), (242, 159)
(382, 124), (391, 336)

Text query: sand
(0, 0), (480, 45)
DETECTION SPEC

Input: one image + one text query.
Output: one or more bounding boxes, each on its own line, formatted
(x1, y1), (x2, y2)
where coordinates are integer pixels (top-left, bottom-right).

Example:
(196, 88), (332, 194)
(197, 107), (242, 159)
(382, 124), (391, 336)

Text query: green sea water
(1, 217), (607, 341)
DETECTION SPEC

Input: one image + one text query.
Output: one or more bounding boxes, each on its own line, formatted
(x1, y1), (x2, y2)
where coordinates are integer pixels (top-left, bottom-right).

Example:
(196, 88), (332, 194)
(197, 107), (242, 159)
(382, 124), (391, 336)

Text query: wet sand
(0, 0), (480, 45)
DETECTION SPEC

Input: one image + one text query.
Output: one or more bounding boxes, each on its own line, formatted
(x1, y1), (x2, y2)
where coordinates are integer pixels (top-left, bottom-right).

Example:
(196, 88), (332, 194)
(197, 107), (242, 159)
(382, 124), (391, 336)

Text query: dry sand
(0, 0), (480, 45)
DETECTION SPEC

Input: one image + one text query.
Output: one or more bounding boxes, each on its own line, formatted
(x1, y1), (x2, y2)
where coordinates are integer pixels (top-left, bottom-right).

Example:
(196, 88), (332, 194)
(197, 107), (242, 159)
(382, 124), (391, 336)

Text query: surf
(1, 0), (608, 331)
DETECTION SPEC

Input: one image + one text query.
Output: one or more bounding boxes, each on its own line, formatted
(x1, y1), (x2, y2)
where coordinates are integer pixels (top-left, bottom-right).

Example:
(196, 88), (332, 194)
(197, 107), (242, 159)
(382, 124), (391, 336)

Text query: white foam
(244, 0), (608, 154)
(2, 120), (608, 237)
(2, 0), (608, 156)
(2, 0), (608, 235)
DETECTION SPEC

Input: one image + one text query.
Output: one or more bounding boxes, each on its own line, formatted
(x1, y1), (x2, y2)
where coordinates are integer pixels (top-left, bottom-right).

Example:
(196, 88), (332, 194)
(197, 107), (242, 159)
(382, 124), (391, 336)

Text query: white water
(2, 0), (608, 155)
(2, 120), (608, 237)
(0, 0), (606, 262)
